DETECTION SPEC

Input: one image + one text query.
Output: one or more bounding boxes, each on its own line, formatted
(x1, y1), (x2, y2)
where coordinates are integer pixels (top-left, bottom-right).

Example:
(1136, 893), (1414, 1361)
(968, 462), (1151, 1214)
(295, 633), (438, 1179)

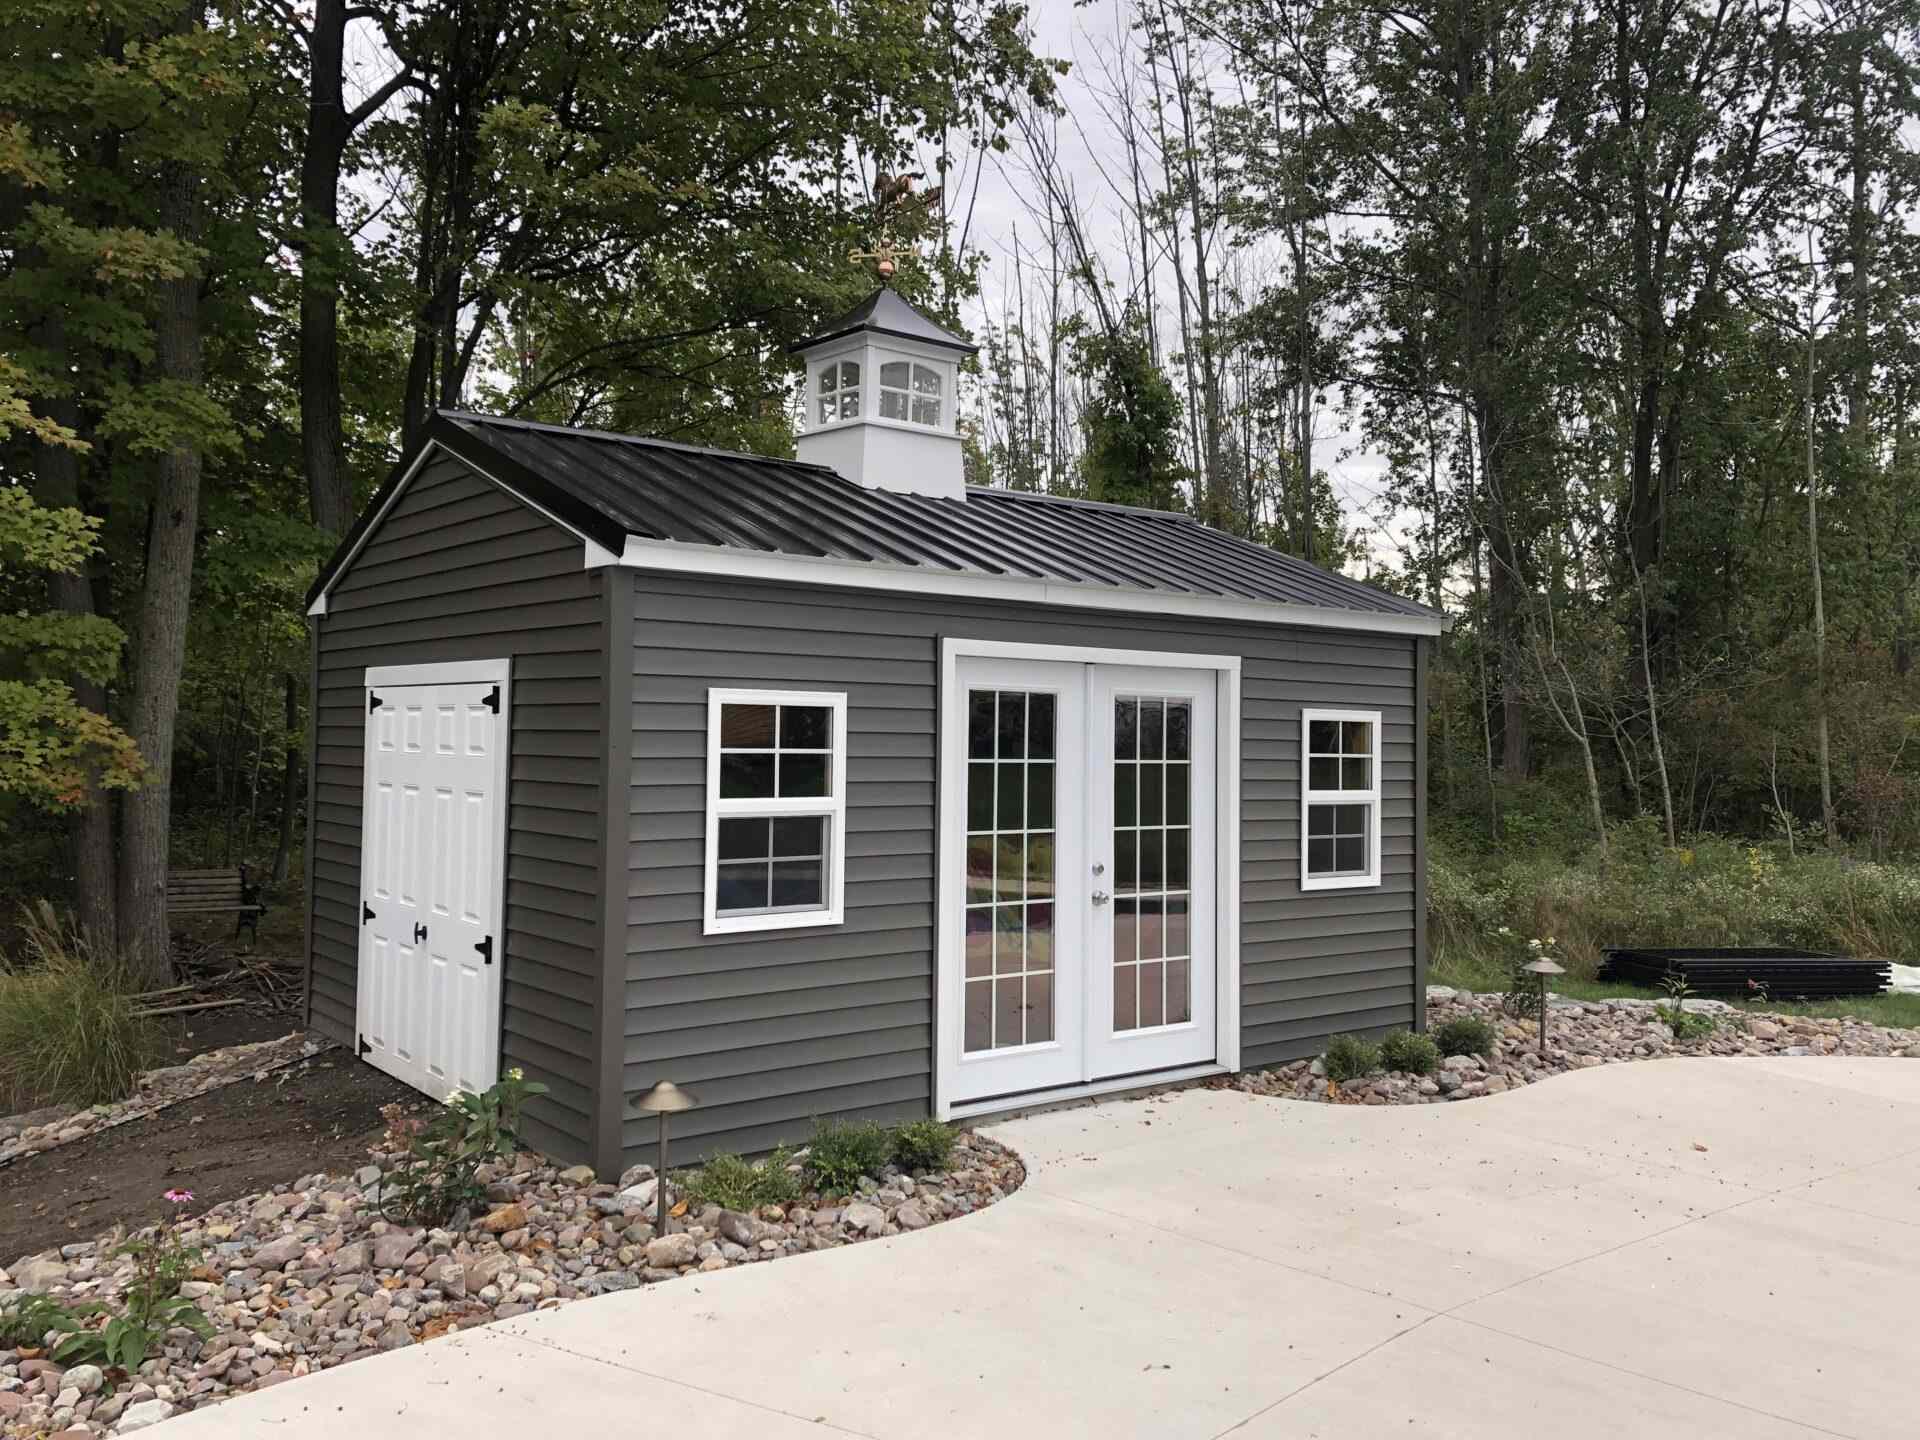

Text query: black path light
(1524, 957), (1566, 1055)
(630, 1081), (699, 1230)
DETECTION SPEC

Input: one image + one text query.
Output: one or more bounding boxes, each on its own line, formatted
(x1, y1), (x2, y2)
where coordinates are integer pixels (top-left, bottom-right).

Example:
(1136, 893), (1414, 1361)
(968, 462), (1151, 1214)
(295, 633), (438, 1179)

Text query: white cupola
(790, 286), (977, 501)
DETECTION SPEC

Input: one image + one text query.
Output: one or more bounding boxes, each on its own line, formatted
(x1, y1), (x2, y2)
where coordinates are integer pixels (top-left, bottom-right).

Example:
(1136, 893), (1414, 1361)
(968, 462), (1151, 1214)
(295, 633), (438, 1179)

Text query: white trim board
(620, 537), (1443, 637)
(365, 659), (511, 688)
(933, 639), (1242, 1121)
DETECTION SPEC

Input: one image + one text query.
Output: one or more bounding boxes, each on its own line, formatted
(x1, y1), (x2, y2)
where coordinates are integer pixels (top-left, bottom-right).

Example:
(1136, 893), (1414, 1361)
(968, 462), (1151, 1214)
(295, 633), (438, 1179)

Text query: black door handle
(413, 923), (428, 944)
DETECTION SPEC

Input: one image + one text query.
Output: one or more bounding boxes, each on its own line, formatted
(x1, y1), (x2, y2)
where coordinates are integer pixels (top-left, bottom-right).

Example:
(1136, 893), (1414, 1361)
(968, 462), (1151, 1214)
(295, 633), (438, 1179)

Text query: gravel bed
(0, 1035), (323, 1169)
(0, 1132), (1022, 1436)
(1227, 987), (1920, 1106)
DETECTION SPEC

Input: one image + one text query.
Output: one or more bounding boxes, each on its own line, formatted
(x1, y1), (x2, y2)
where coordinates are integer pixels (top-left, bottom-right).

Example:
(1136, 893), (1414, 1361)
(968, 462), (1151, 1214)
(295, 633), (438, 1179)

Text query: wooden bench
(165, 866), (265, 944)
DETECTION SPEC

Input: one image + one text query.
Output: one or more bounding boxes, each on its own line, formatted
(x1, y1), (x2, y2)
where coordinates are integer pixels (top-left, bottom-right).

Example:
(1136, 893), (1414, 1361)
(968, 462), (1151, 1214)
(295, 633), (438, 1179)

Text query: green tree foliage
(1070, 305), (1188, 508)
(0, 486), (142, 809)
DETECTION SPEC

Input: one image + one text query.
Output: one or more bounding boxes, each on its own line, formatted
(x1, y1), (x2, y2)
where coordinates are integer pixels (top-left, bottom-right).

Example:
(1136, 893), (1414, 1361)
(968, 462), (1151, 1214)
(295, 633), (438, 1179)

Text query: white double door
(949, 657), (1218, 1105)
(356, 670), (506, 1099)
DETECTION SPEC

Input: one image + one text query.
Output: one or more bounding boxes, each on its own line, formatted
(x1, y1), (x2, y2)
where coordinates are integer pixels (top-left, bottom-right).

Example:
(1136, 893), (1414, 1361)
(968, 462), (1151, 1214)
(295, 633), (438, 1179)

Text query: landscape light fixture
(630, 1080), (699, 1229)
(1524, 958), (1566, 1055)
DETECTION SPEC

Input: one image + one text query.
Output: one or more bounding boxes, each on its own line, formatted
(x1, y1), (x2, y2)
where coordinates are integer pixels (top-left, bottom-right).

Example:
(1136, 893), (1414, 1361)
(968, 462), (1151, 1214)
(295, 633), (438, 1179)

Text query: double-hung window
(704, 689), (847, 934)
(1300, 708), (1382, 890)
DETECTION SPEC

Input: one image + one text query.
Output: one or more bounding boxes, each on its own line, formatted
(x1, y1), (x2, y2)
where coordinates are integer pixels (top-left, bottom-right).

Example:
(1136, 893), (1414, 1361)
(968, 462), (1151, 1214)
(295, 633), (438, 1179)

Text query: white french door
(944, 649), (1224, 1109)
(356, 662), (509, 1099)
(1088, 666), (1217, 1079)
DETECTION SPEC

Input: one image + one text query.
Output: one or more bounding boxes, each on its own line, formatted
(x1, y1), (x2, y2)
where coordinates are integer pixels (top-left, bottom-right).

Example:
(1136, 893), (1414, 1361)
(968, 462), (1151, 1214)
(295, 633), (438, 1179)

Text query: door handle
(413, 923), (428, 943)
(1091, 891), (1110, 907)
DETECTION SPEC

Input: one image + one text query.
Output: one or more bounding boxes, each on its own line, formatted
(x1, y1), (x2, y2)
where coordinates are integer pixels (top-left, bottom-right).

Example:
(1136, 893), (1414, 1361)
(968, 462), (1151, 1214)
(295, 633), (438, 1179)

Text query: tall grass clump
(0, 902), (158, 1110)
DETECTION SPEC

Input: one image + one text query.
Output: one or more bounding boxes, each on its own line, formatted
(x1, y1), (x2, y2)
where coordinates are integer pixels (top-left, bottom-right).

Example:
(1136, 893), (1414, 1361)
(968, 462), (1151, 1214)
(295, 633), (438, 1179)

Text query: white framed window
(879, 359), (944, 427)
(816, 360), (861, 424)
(1300, 708), (1382, 890)
(705, 689), (847, 934)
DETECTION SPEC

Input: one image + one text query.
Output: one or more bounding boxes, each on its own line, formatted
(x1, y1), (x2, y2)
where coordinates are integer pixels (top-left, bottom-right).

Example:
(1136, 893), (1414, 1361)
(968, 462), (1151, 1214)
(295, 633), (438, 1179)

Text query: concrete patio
(164, 1057), (1920, 1439)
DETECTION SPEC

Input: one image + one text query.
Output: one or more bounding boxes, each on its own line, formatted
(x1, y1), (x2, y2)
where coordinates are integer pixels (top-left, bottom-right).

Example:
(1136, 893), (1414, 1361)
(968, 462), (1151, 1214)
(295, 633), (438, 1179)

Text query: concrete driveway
(166, 1058), (1920, 1439)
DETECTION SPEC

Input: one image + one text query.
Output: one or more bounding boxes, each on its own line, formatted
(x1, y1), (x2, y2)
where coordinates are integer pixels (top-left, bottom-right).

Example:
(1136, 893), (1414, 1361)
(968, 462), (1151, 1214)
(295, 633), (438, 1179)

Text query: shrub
(1321, 1033), (1381, 1083)
(378, 1067), (548, 1225)
(0, 1291), (87, 1350)
(1379, 1030), (1440, 1075)
(0, 901), (158, 1110)
(53, 1189), (210, 1372)
(805, 1118), (891, 1194)
(678, 1147), (801, 1212)
(1432, 1014), (1497, 1058)
(890, 1118), (957, 1172)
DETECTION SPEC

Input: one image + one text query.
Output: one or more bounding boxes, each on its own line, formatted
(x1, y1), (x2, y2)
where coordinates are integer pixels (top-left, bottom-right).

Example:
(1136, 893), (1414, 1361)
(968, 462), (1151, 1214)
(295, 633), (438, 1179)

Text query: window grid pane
(963, 688), (1057, 1053)
(1112, 694), (1193, 1033)
(715, 701), (836, 917)
(1304, 713), (1377, 881)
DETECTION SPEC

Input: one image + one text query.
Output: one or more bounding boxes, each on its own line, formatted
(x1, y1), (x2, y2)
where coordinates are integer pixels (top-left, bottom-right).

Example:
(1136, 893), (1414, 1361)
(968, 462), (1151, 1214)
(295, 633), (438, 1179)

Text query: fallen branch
(133, 998), (250, 1019)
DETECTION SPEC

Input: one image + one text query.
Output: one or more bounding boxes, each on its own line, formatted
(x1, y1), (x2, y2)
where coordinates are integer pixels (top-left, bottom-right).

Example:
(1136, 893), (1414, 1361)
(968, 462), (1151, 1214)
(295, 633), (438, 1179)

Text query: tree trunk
(300, 0), (354, 535)
(1805, 229), (1836, 844)
(117, 65), (206, 984)
(272, 672), (300, 886)
(31, 310), (119, 945)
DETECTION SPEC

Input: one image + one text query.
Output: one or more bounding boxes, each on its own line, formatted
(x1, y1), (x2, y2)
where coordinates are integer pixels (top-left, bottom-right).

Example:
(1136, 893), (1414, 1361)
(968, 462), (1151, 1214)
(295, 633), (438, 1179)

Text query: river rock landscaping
(1227, 986), (1920, 1106)
(0, 1128), (1022, 1437)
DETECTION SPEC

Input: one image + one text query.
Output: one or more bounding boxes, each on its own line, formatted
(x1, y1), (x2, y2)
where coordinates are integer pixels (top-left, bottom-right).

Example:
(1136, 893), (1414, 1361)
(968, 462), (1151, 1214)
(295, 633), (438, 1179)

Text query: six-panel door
(357, 680), (503, 1098)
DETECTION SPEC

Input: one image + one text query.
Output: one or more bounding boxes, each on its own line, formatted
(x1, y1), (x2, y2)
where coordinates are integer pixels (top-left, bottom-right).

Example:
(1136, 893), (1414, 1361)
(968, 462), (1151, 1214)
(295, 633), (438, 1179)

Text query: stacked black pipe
(1598, 947), (1891, 1000)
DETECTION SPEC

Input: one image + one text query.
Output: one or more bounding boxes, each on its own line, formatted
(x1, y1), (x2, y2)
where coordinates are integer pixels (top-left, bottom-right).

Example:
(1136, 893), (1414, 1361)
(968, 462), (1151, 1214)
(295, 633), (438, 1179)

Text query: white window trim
(1300, 707), (1384, 892)
(704, 688), (848, 935)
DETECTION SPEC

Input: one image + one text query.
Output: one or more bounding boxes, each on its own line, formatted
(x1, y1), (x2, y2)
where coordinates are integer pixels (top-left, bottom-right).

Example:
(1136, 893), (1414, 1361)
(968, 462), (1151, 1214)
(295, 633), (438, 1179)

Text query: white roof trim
(616, 535), (1446, 636)
(307, 440), (615, 618)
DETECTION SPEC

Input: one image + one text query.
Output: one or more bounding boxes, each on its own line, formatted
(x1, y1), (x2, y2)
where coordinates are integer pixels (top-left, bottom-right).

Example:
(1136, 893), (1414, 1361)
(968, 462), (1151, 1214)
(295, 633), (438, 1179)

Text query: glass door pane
(1110, 696), (1194, 1031)
(963, 687), (1058, 1052)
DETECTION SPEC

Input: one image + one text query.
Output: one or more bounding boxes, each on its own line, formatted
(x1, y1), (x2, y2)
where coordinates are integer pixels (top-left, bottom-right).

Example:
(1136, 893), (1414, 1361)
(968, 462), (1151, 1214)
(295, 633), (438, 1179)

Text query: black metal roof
(790, 286), (978, 356)
(309, 411), (1439, 626)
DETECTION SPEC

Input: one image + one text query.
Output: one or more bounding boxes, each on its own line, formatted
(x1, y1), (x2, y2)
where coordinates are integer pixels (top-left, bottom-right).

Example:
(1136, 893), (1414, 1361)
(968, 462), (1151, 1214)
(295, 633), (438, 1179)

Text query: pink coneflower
(164, 1188), (194, 1204)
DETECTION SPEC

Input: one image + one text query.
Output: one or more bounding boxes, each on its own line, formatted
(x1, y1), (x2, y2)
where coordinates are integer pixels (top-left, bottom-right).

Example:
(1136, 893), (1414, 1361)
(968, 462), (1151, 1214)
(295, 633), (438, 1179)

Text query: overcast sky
(953, 0), (1402, 571)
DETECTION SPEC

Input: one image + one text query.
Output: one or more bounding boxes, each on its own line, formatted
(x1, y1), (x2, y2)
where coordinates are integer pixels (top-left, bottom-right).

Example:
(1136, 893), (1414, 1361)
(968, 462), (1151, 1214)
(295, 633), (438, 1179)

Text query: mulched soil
(0, 1052), (418, 1266)
(154, 1001), (294, 1062)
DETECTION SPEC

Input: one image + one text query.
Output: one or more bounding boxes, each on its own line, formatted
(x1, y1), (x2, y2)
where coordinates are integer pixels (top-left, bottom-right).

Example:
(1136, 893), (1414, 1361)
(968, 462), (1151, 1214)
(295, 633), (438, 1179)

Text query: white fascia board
(618, 536), (1447, 637)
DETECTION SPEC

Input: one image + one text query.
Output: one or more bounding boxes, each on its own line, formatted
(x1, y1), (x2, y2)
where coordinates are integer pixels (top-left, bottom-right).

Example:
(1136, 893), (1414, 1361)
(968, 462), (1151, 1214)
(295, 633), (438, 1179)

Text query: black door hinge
(474, 934), (493, 965)
(357, 1034), (372, 1056)
(367, 690), (382, 713)
(481, 683), (500, 714)
(362, 901), (375, 923)
(413, 922), (428, 944)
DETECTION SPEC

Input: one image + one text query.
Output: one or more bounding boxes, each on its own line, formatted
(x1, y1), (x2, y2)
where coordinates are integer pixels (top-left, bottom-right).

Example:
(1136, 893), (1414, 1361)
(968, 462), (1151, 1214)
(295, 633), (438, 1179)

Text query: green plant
(1432, 1014), (1497, 1058)
(1654, 975), (1718, 1041)
(0, 901), (158, 1109)
(677, 1147), (801, 1212)
(53, 1189), (210, 1371)
(378, 1068), (549, 1226)
(1379, 1030), (1440, 1075)
(0, 1290), (90, 1350)
(1321, 1033), (1381, 1083)
(891, 1118), (957, 1172)
(804, 1118), (891, 1194)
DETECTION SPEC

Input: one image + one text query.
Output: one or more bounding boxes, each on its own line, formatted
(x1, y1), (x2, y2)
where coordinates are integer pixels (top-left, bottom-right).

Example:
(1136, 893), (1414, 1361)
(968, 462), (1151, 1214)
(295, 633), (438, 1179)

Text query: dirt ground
(0, 1051), (420, 1265)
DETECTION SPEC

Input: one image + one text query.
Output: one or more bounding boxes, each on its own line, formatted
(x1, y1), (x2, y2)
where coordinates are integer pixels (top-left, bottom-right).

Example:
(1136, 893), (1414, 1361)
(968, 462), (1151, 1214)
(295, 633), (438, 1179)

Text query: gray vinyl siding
(624, 575), (1418, 1164)
(307, 456), (607, 1164)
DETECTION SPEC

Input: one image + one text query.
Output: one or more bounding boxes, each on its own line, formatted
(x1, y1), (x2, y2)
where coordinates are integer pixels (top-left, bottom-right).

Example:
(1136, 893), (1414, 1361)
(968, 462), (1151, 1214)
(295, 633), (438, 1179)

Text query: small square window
(708, 691), (846, 932)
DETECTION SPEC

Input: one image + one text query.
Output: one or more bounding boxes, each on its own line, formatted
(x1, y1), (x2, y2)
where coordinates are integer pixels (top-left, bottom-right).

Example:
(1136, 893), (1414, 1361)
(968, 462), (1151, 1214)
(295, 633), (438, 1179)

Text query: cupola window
(879, 361), (943, 427)
(817, 360), (861, 424)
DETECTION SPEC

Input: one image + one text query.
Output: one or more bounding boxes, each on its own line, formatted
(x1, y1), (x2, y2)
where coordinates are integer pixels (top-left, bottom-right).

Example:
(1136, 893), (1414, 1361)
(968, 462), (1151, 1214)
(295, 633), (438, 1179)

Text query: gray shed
(303, 289), (1444, 1175)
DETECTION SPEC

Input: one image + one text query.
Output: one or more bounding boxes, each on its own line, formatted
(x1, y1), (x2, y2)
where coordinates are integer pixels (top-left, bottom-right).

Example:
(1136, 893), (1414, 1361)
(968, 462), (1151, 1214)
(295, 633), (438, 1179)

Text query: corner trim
(594, 568), (635, 1178)
(1413, 637), (1431, 1031)
(617, 536), (1443, 637)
